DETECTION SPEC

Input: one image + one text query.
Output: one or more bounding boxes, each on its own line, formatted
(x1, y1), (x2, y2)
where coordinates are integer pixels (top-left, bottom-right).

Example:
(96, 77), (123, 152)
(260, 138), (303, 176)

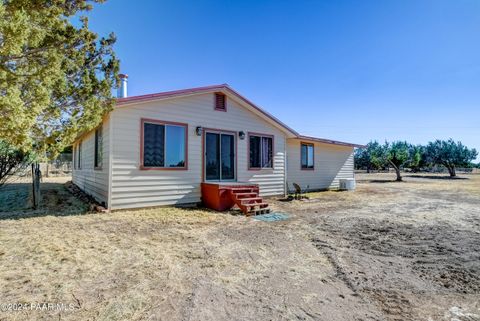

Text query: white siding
(110, 93), (287, 210)
(286, 139), (354, 191)
(72, 117), (110, 205)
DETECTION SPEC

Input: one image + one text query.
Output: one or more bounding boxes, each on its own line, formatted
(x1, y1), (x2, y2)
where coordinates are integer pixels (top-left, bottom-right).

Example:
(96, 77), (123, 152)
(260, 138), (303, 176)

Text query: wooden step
(233, 192), (258, 198)
(226, 186), (266, 216)
(230, 188), (257, 193)
(240, 197), (263, 204)
(244, 202), (269, 209)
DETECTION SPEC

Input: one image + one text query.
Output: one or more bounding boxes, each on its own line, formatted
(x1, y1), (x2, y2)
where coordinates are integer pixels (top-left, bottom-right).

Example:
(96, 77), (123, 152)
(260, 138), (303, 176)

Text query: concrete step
(250, 208), (271, 215)
(244, 202), (269, 209)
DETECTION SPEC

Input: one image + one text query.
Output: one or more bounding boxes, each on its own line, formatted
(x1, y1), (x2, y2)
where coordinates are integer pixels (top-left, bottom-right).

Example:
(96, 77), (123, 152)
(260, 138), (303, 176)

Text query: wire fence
(41, 153), (72, 177)
(14, 153), (73, 178)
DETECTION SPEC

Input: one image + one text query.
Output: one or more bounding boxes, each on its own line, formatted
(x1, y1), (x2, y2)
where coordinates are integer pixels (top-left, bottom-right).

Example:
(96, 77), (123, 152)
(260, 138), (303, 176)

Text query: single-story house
(72, 76), (363, 211)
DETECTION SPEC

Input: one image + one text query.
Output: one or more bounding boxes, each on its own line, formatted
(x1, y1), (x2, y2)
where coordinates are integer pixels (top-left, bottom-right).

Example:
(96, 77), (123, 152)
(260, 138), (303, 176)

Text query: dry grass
(0, 173), (479, 320)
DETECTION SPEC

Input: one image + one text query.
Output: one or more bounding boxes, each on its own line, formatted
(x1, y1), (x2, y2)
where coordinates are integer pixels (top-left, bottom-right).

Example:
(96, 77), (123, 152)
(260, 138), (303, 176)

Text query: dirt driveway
(0, 174), (479, 320)
(277, 173), (480, 321)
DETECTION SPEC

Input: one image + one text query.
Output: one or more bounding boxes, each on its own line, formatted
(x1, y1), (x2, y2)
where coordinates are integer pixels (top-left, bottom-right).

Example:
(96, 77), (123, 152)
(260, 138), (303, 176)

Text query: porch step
(226, 185), (270, 216)
(230, 188), (257, 193)
(233, 192), (257, 198)
(244, 202), (269, 209)
(240, 197), (263, 204)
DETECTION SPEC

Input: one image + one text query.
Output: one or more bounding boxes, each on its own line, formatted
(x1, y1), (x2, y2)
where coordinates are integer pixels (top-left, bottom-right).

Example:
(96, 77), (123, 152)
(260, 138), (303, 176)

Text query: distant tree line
(355, 139), (478, 181)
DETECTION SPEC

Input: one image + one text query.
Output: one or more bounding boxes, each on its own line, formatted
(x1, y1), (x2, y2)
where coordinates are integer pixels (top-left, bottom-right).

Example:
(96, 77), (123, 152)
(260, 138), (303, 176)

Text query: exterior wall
(286, 139), (354, 191)
(72, 117), (110, 206)
(109, 93), (287, 210)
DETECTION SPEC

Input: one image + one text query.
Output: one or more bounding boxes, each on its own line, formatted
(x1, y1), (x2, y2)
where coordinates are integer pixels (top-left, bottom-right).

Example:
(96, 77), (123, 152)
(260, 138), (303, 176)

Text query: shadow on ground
(405, 175), (469, 180)
(0, 182), (89, 220)
(356, 179), (403, 183)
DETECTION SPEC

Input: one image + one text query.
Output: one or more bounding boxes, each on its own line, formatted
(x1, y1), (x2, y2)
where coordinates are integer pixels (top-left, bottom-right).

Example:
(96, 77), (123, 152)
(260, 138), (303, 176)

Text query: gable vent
(215, 92), (226, 111)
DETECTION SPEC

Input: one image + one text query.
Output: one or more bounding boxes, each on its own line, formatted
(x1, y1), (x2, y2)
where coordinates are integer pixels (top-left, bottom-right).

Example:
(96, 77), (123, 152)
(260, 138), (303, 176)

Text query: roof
(296, 135), (365, 148)
(116, 84), (298, 137)
(115, 84), (364, 148)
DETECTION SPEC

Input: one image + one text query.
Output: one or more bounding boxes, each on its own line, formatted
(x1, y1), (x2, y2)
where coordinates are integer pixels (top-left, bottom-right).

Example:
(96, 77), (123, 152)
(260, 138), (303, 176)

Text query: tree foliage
(0, 140), (33, 186)
(382, 141), (409, 181)
(355, 139), (478, 179)
(425, 139), (478, 177)
(405, 144), (427, 172)
(354, 141), (384, 172)
(0, 0), (119, 157)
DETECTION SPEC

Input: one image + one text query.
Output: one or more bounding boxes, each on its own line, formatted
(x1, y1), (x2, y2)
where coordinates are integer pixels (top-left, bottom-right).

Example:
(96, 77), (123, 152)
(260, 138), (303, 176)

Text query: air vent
(215, 93), (226, 111)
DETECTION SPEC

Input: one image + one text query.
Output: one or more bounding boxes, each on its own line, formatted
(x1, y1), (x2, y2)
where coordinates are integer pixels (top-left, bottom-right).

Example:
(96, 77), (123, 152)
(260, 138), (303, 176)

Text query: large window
(142, 120), (187, 169)
(249, 134), (273, 169)
(301, 143), (314, 169)
(94, 126), (103, 169)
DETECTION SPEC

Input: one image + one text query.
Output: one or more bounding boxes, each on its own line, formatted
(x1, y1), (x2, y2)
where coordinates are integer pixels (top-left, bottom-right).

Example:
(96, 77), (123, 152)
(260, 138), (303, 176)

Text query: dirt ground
(0, 173), (479, 321)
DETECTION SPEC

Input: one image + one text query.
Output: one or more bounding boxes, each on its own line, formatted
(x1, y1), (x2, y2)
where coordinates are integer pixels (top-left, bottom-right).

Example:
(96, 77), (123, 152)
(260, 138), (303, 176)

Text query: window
(214, 92), (226, 111)
(73, 145), (76, 170)
(249, 134), (273, 169)
(94, 126), (103, 169)
(301, 143), (314, 169)
(142, 119), (187, 169)
(78, 141), (82, 170)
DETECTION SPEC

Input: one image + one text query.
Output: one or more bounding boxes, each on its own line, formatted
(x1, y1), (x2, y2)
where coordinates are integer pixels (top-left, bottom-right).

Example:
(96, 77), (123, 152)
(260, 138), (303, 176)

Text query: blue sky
(85, 0), (479, 160)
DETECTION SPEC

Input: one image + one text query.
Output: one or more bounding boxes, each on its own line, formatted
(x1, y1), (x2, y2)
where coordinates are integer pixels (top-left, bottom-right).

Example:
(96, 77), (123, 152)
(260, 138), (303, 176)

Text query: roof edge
(115, 84), (299, 136)
(295, 135), (365, 148)
(222, 86), (298, 137)
(114, 85), (364, 148)
(116, 84), (229, 105)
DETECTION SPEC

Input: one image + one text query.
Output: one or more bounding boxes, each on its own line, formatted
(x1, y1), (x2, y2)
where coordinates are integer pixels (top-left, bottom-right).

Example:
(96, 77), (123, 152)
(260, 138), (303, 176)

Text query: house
(72, 75), (363, 211)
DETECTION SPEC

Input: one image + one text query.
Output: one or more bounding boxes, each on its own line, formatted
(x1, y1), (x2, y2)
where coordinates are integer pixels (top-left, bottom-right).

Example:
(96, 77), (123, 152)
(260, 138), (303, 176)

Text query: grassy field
(0, 173), (479, 320)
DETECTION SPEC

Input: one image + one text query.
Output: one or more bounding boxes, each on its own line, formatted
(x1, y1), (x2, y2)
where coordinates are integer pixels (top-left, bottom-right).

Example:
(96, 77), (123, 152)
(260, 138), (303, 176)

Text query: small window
(78, 141), (82, 170)
(94, 126), (103, 169)
(301, 143), (314, 169)
(142, 120), (187, 169)
(214, 92), (226, 111)
(249, 134), (273, 169)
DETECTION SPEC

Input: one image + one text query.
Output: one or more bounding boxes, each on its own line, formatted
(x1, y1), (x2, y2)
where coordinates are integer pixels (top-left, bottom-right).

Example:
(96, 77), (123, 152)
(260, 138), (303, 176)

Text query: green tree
(354, 141), (384, 172)
(0, 140), (33, 186)
(382, 141), (409, 181)
(426, 139), (478, 177)
(405, 144), (427, 172)
(0, 0), (119, 157)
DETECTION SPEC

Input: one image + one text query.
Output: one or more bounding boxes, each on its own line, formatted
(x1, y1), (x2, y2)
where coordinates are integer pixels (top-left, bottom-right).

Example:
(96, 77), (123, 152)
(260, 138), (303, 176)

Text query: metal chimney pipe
(117, 73), (128, 98)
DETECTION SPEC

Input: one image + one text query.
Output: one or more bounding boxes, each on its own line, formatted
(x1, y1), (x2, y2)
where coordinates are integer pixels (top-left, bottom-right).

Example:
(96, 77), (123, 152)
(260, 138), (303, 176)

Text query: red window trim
(201, 127), (238, 182)
(300, 141), (315, 170)
(140, 118), (189, 170)
(247, 132), (274, 170)
(214, 92), (227, 112)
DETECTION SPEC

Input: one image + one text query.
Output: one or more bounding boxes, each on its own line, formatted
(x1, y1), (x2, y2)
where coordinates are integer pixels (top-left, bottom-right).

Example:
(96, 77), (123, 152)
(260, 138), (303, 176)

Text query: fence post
(31, 163), (41, 209)
(31, 164), (36, 209)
